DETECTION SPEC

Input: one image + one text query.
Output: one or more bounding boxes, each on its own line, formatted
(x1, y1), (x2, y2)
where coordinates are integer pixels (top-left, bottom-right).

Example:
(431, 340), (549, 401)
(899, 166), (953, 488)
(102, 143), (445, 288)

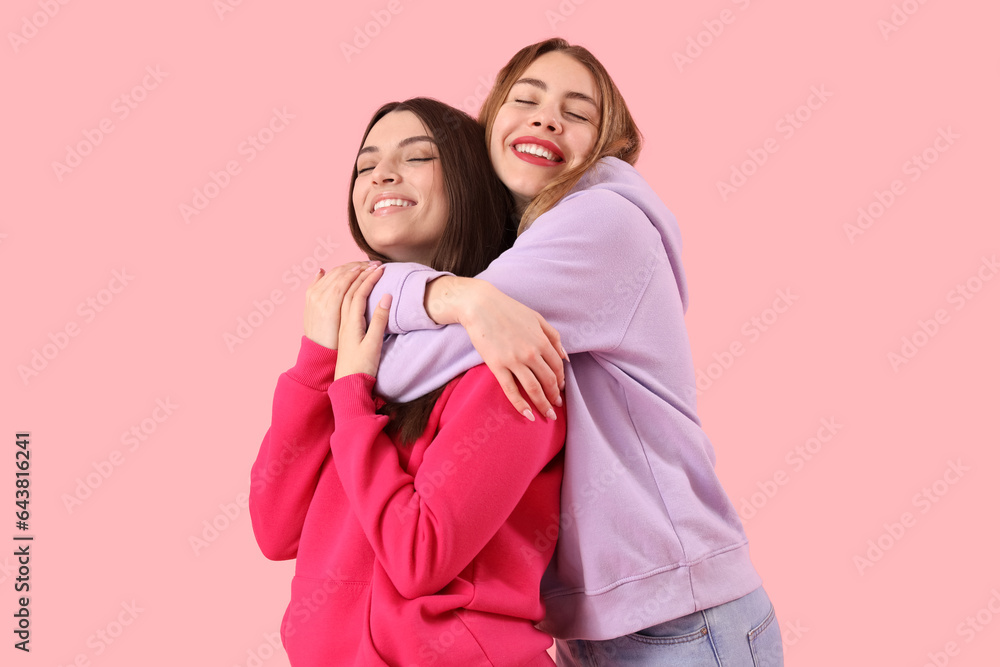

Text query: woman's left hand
(334, 265), (391, 381)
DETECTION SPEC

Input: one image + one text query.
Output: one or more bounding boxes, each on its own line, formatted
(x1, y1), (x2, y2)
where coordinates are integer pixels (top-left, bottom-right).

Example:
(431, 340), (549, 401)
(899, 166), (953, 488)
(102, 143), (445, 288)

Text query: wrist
(290, 336), (340, 390)
(304, 332), (336, 350)
(425, 275), (474, 326)
(329, 373), (379, 421)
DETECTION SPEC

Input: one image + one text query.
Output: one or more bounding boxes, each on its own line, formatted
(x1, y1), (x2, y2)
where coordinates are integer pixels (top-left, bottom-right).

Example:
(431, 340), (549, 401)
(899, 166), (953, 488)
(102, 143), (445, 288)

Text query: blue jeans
(554, 586), (783, 666)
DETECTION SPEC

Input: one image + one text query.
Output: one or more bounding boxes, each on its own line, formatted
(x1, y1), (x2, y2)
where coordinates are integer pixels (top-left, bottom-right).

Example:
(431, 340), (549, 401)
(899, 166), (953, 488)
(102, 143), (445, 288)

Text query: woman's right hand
(426, 276), (568, 422)
(304, 260), (380, 349)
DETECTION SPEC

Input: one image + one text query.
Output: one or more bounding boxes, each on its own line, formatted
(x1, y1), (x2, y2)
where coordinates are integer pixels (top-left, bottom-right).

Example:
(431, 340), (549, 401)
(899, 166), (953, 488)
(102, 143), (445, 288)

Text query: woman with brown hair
(249, 97), (565, 665)
(363, 40), (785, 666)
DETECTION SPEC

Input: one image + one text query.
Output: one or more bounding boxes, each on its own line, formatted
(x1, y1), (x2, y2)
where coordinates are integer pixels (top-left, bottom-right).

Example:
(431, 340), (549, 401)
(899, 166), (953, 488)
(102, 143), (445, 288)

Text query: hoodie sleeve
(249, 336), (340, 560)
(372, 187), (668, 402)
(328, 365), (565, 599)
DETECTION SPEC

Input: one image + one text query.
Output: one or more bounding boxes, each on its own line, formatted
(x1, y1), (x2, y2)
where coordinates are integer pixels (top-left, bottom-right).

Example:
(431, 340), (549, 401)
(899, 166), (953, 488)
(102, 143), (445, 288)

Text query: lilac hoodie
(366, 157), (762, 640)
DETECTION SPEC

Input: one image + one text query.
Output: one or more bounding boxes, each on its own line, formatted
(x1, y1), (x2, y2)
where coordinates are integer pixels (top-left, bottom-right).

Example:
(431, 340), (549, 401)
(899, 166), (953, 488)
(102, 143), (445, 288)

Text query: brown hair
(347, 98), (515, 443)
(478, 37), (643, 234)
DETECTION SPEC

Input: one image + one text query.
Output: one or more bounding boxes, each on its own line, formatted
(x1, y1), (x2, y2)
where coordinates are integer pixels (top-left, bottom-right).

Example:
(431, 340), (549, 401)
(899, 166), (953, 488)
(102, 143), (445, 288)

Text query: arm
(327, 367), (565, 599)
(249, 337), (339, 560)
(332, 270), (565, 598)
(249, 263), (375, 559)
(373, 189), (664, 401)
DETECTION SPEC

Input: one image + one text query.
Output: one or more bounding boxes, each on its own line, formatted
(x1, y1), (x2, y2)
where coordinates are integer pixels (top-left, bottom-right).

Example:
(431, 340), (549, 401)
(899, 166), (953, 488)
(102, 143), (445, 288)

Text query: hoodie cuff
(286, 336), (340, 391)
(365, 263), (455, 333)
(328, 373), (380, 422)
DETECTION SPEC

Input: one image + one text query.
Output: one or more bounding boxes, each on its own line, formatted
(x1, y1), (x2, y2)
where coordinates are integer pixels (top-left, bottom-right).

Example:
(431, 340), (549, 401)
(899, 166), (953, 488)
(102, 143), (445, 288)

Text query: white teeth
(514, 143), (560, 161)
(372, 198), (415, 211)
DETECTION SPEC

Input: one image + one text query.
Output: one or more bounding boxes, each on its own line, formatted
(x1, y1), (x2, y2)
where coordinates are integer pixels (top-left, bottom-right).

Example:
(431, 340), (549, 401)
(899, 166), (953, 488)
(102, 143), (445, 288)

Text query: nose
(529, 101), (561, 133)
(370, 159), (399, 184)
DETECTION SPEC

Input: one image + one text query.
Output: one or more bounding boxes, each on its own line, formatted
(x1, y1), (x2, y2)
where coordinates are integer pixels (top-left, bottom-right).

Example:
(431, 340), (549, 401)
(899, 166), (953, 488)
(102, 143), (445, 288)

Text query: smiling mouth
(371, 198), (416, 214)
(512, 142), (564, 163)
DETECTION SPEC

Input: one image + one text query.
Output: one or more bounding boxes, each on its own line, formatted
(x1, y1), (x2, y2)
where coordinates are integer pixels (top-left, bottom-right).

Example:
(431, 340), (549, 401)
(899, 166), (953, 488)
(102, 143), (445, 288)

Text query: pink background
(3, 0), (998, 664)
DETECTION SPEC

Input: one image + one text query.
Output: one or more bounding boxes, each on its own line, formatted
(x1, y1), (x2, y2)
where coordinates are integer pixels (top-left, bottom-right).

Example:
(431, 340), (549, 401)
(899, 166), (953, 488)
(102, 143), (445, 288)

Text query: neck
(512, 194), (530, 219)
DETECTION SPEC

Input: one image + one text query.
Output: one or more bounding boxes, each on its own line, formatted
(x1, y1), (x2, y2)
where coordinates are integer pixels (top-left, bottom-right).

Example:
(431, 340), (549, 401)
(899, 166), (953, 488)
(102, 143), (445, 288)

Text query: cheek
(488, 127), (511, 172)
(352, 182), (369, 215)
(574, 130), (598, 162)
(488, 114), (511, 153)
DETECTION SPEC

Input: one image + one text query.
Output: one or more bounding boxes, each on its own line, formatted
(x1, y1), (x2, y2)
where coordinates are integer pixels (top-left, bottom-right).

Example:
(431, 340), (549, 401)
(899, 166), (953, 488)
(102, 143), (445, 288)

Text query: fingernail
(554, 396), (563, 407)
(364, 264), (377, 272)
(522, 408), (535, 422)
(561, 346), (569, 359)
(378, 293), (391, 309)
(546, 409), (557, 421)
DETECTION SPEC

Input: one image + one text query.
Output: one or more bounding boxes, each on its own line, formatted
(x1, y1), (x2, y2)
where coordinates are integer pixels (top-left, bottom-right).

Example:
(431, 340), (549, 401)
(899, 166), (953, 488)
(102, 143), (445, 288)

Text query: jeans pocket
(629, 625), (709, 645)
(601, 616), (715, 666)
(628, 608), (709, 645)
(747, 603), (784, 667)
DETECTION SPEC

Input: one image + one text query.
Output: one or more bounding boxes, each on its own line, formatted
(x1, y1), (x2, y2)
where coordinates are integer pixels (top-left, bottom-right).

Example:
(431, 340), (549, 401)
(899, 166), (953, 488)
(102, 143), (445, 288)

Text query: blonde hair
(479, 38), (643, 234)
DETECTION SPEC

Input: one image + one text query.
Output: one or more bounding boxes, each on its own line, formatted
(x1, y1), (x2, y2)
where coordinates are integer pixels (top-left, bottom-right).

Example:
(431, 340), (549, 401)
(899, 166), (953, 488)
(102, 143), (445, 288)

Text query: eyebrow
(357, 135), (436, 158)
(512, 77), (599, 108)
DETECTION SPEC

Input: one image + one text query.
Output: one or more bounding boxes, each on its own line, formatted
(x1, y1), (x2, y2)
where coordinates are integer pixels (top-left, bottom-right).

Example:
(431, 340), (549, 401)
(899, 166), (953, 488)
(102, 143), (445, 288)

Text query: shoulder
(439, 364), (509, 408)
(538, 158), (662, 239)
(438, 365), (565, 439)
(525, 189), (658, 259)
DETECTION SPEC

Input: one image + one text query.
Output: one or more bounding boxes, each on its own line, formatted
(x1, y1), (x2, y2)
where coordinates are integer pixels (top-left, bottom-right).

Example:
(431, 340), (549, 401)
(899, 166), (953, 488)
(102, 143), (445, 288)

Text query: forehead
(362, 110), (432, 148)
(518, 51), (599, 102)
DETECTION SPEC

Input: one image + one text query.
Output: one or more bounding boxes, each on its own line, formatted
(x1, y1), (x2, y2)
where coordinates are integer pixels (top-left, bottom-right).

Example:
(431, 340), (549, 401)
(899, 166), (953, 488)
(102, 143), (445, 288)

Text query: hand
(429, 276), (567, 422)
(303, 261), (380, 349)
(334, 266), (390, 381)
